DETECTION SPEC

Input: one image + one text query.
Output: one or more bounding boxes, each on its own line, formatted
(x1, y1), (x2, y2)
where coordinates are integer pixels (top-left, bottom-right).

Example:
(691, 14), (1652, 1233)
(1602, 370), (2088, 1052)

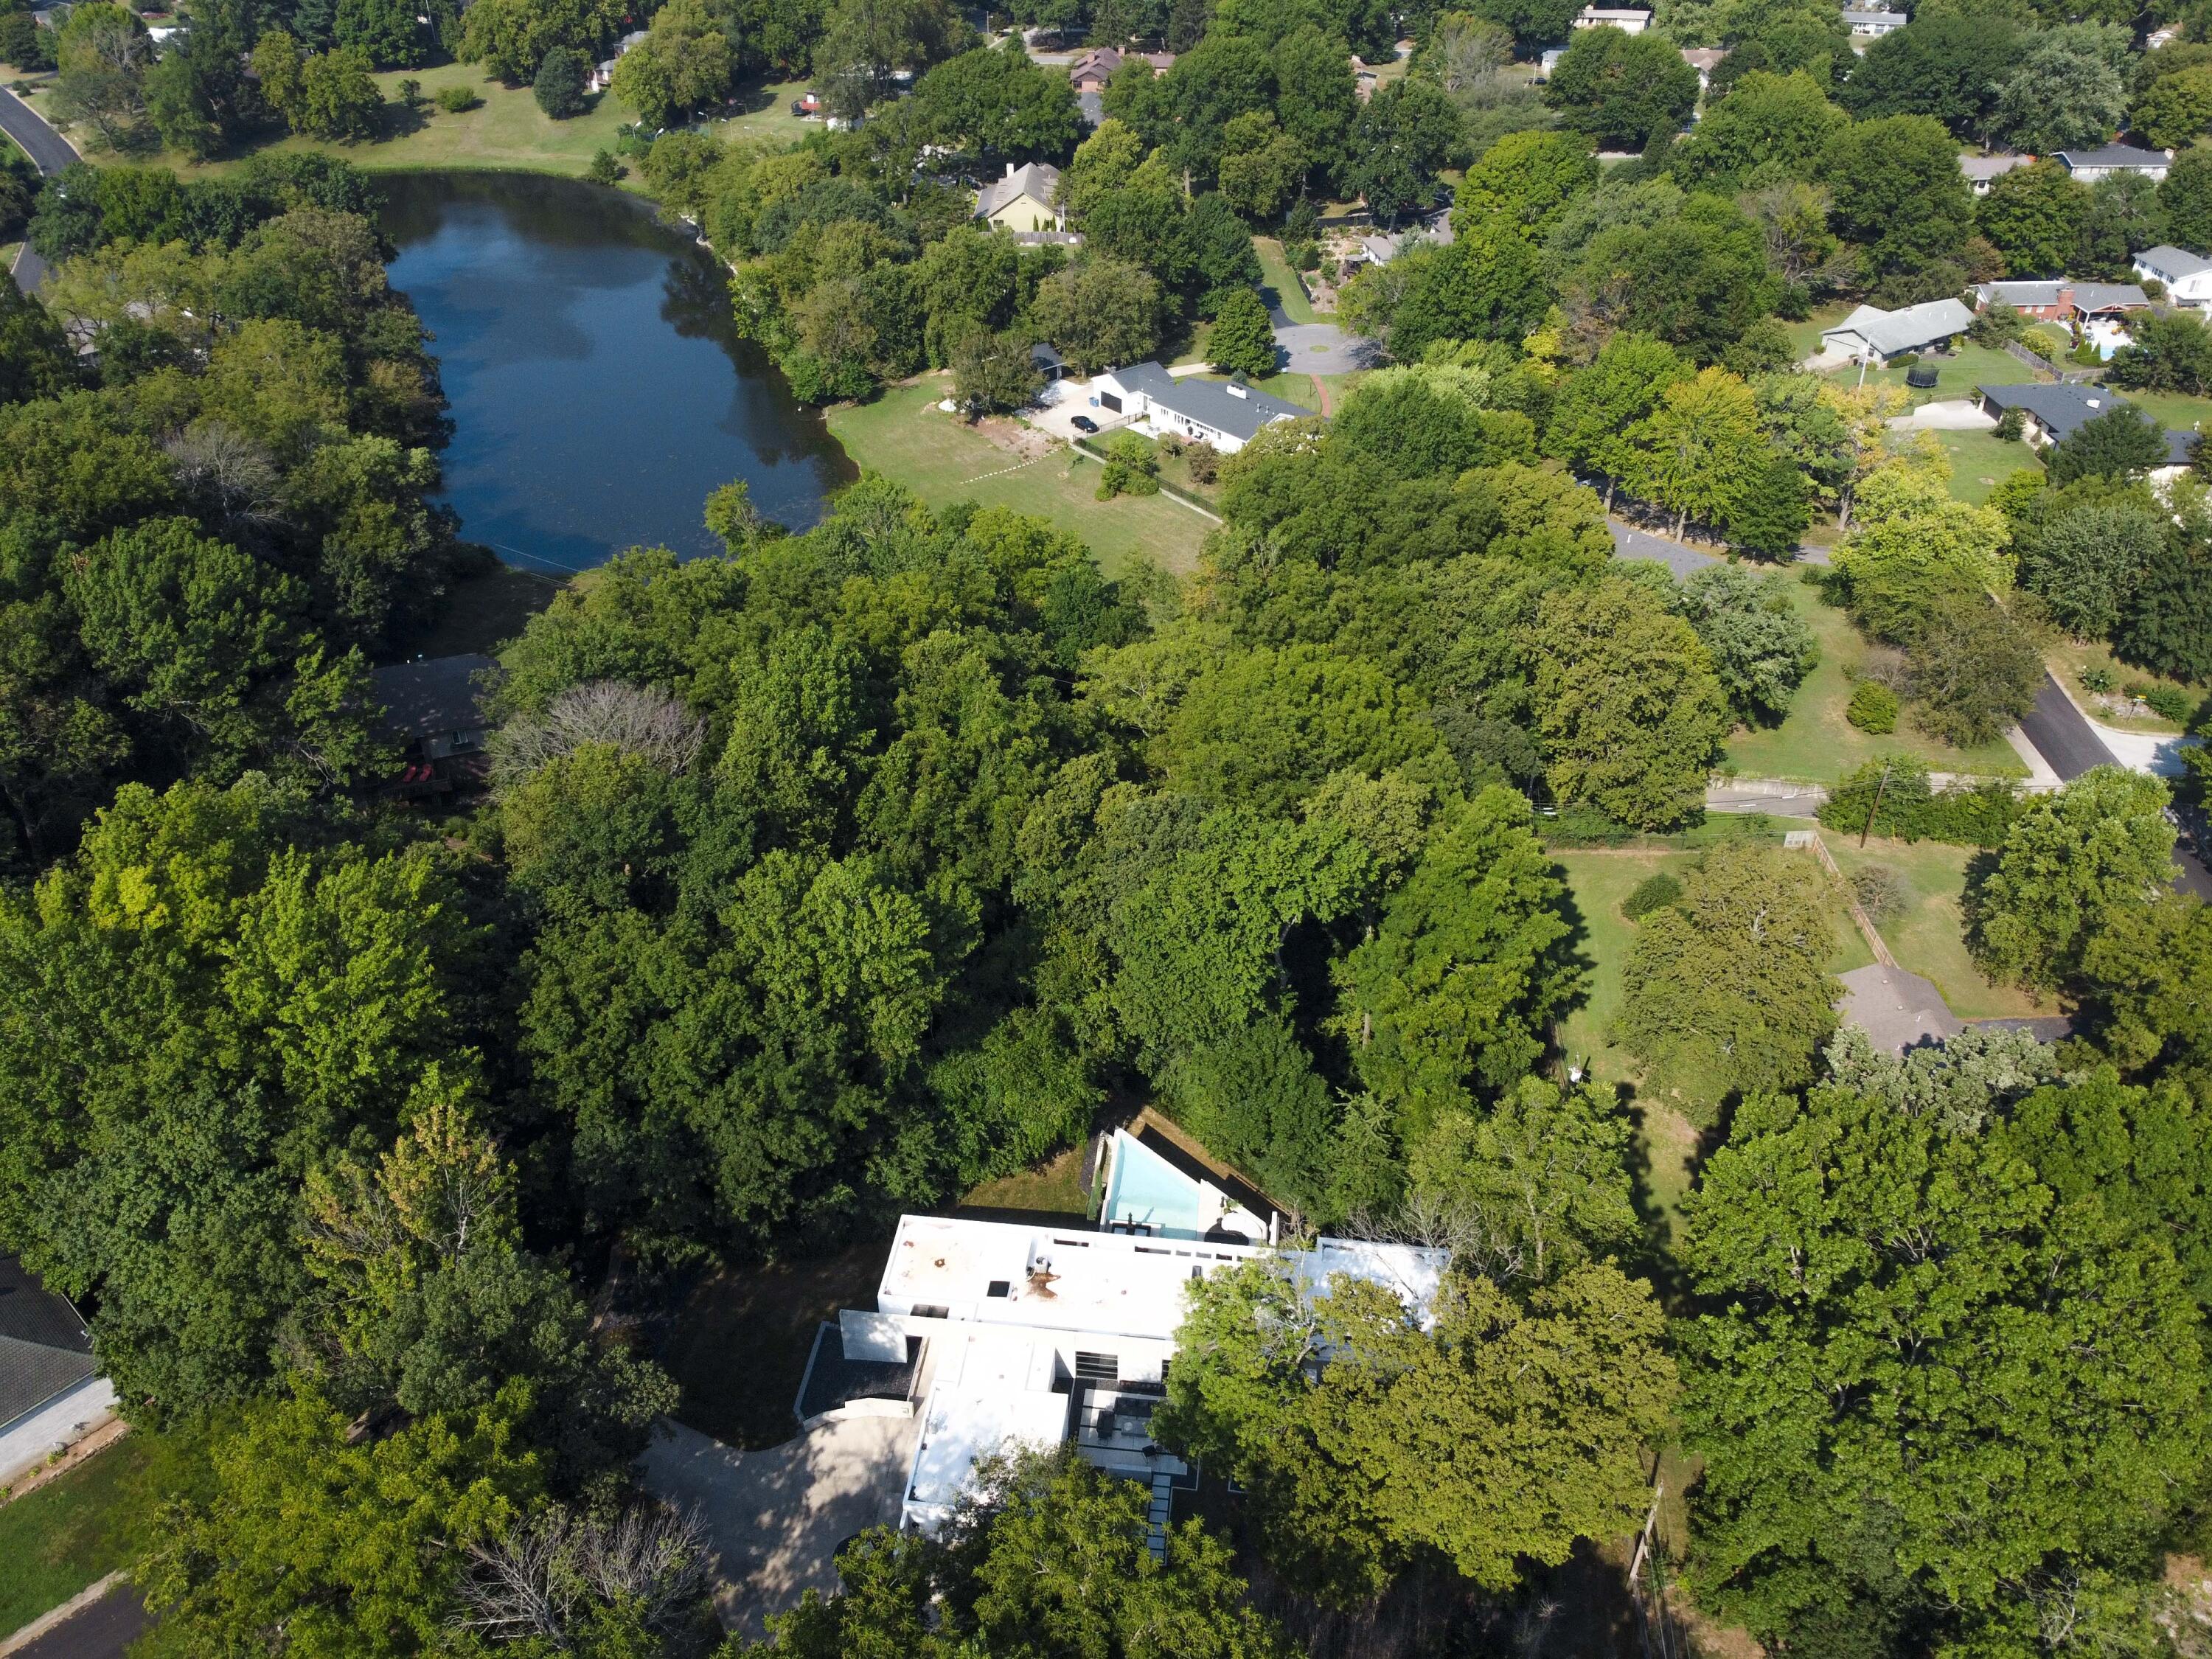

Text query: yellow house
(975, 161), (1065, 234)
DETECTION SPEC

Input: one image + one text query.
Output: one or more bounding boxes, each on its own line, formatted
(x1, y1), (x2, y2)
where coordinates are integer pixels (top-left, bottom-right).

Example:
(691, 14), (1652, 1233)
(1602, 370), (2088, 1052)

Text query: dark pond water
(381, 172), (851, 576)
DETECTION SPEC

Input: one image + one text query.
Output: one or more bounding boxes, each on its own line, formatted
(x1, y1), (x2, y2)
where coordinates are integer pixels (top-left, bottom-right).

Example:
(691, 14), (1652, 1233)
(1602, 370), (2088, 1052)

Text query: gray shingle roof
(1822, 298), (1973, 358)
(975, 161), (1062, 220)
(0, 1255), (95, 1433)
(1976, 279), (2149, 311)
(369, 654), (499, 742)
(1978, 382), (2199, 467)
(1113, 362), (1307, 443)
(2137, 244), (2212, 279)
(2056, 144), (2169, 170)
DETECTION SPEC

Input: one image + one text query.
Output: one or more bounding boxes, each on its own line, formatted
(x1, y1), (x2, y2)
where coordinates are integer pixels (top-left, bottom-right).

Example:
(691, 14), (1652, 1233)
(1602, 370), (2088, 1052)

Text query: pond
(381, 172), (852, 577)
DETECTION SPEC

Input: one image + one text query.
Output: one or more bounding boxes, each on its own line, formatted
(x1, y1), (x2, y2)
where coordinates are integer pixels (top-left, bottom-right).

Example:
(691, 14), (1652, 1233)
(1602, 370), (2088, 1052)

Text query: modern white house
(2134, 244), (2212, 309)
(1817, 297), (1974, 366)
(2056, 143), (2172, 183)
(1088, 362), (1308, 452)
(804, 1207), (1450, 1539)
(1572, 6), (1652, 29)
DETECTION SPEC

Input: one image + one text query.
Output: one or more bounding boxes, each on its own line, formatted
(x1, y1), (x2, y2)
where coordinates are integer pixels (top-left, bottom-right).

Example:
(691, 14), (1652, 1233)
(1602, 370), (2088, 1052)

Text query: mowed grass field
(1253, 236), (1320, 324)
(1932, 428), (2039, 506)
(827, 378), (1214, 576)
(0, 1433), (202, 1634)
(85, 65), (817, 182)
(1825, 838), (2056, 1020)
(1722, 577), (2028, 783)
(1551, 838), (1870, 1247)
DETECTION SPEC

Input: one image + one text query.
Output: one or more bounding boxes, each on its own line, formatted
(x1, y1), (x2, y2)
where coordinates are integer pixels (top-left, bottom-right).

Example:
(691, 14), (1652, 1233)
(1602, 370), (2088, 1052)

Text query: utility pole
(1860, 759), (1892, 848)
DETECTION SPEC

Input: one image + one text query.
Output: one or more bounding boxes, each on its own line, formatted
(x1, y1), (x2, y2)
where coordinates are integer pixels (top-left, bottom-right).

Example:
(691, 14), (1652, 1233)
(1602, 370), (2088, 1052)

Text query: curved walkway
(0, 84), (76, 291)
(638, 1413), (917, 1638)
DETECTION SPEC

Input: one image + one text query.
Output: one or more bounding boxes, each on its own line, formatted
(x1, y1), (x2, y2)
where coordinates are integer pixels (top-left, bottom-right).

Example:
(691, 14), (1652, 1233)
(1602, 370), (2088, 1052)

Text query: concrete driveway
(1026, 386), (1129, 443)
(1888, 399), (1997, 431)
(639, 1414), (917, 1638)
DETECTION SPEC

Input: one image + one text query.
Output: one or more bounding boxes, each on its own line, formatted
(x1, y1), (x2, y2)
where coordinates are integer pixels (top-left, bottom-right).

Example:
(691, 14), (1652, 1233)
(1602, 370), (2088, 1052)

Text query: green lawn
(1932, 428), (2039, 507)
(1253, 236), (1320, 324)
(2109, 387), (2212, 442)
(1554, 849), (1703, 1092)
(0, 1433), (198, 1635)
(827, 379), (1213, 576)
(1722, 578), (2028, 784)
(958, 1146), (1090, 1217)
(86, 64), (814, 183)
(1824, 838), (2055, 1020)
(1550, 844), (1862, 1247)
(1784, 302), (1852, 361)
(1818, 342), (2039, 408)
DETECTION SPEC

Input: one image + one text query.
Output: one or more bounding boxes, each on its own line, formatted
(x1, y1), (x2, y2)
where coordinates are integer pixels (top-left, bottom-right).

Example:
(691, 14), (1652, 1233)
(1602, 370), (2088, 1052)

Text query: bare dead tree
(455, 1503), (713, 1649)
(491, 681), (706, 793)
(164, 423), (282, 533)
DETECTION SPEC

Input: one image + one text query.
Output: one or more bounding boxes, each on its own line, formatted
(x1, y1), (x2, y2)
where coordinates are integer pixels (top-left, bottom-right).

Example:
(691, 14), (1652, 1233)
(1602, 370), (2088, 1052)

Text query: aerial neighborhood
(5, 0), (2212, 1654)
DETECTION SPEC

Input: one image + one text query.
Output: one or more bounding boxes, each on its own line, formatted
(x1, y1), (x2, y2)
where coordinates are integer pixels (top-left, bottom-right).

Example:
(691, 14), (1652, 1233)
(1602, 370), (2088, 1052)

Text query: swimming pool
(1103, 1134), (1206, 1237)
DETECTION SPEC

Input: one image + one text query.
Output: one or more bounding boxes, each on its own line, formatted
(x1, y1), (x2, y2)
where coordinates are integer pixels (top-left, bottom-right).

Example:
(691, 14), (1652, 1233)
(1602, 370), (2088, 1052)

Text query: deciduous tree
(1681, 1074), (2211, 1655)
(1619, 841), (1837, 1115)
(1530, 576), (1730, 829)
(1158, 1258), (1677, 1605)
(1972, 765), (2177, 990)
(1332, 786), (1582, 1129)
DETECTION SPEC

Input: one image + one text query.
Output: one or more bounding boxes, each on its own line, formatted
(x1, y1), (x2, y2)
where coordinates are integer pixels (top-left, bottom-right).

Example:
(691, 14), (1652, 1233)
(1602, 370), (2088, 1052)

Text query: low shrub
(1817, 756), (2025, 847)
(435, 84), (481, 114)
(2079, 665), (2114, 693)
(2141, 684), (2197, 723)
(1994, 407), (2025, 442)
(1621, 873), (1683, 921)
(1185, 440), (1220, 484)
(1846, 681), (1899, 734)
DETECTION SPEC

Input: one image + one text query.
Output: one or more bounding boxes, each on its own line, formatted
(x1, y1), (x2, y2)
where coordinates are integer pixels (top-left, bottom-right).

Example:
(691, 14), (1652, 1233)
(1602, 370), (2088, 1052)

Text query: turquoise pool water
(1105, 1137), (1205, 1236)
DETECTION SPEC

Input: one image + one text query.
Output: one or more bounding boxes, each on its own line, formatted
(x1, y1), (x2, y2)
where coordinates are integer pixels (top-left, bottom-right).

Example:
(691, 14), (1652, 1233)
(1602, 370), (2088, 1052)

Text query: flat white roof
(877, 1214), (1449, 1342)
(905, 1332), (1069, 1517)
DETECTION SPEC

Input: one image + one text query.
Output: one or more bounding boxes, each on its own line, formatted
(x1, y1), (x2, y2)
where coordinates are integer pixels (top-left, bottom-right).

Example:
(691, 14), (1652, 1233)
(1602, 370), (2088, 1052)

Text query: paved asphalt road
(1608, 518), (1722, 579)
(2020, 672), (2120, 781)
(2020, 671), (2212, 900)
(10, 1587), (146, 1659)
(1, 83), (74, 291)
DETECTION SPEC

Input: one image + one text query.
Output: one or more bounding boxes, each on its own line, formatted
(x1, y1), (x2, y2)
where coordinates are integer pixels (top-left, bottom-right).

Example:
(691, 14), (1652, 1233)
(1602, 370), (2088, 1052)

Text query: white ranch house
(2135, 245), (2212, 309)
(1817, 298), (1973, 366)
(1087, 362), (1307, 453)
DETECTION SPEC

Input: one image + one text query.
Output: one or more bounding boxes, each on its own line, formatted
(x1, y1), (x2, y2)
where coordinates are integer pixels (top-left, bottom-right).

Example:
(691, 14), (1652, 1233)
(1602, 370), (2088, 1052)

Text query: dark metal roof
(369, 654), (499, 741)
(0, 1254), (96, 1432)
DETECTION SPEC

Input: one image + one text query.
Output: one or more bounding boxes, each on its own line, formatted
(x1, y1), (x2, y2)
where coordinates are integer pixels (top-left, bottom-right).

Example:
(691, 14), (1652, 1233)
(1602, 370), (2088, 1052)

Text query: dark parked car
(1071, 414), (1099, 433)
